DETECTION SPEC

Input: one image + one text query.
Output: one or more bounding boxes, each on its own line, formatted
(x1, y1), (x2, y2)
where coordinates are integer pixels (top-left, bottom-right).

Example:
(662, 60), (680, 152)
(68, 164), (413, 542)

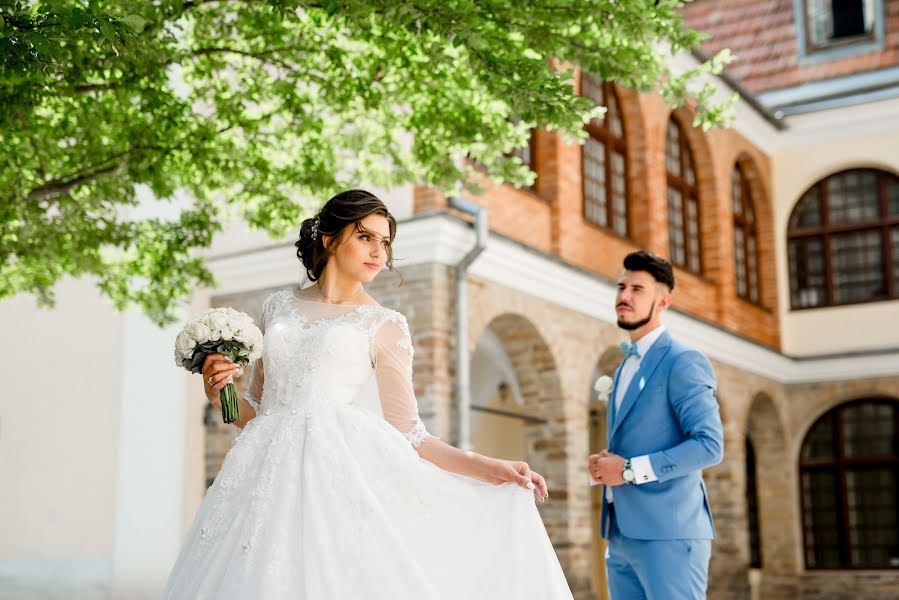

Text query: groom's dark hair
(623, 251), (675, 291)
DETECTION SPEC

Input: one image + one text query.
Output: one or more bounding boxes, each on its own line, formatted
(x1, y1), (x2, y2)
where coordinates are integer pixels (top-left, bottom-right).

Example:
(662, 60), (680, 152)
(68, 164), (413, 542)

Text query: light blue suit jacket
(600, 330), (723, 541)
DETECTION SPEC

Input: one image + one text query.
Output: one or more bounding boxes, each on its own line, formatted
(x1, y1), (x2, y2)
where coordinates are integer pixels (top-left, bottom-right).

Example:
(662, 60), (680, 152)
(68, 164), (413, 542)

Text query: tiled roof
(680, 0), (899, 93)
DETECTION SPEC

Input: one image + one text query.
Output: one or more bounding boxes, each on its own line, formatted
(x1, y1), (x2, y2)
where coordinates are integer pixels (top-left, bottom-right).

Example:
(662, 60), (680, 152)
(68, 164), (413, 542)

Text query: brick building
(207, 4), (899, 599)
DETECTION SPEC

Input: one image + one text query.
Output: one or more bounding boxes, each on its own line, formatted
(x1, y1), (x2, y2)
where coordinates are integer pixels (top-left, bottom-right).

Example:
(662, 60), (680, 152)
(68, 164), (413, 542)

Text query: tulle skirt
(163, 397), (574, 599)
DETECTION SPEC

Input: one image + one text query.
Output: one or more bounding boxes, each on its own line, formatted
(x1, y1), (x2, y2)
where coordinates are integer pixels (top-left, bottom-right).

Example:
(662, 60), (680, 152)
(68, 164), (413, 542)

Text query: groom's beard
(617, 301), (655, 331)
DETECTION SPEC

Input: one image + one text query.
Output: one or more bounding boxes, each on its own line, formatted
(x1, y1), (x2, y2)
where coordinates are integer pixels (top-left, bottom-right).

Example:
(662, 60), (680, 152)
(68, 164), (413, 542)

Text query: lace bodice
(243, 290), (431, 447)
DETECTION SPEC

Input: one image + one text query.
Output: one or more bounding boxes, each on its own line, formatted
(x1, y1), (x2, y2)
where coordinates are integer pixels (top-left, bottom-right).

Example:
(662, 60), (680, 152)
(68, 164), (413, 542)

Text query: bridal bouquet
(174, 307), (263, 424)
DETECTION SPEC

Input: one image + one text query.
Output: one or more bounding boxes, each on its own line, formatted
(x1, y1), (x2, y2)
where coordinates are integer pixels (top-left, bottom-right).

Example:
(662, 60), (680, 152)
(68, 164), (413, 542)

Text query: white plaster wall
(770, 105), (899, 356)
(782, 300), (899, 355)
(0, 277), (122, 597)
(109, 306), (193, 599)
(0, 276), (200, 599)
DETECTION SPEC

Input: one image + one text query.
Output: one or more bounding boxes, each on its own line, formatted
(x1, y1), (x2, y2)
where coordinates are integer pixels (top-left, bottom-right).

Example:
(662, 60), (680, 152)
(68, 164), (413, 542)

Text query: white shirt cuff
(630, 455), (658, 484)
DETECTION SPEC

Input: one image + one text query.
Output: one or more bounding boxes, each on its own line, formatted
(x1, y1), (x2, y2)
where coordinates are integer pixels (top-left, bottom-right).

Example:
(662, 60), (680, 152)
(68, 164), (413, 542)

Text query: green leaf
(70, 8), (89, 29)
(97, 19), (116, 44)
(30, 33), (49, 55)
(122, 14), (148, 33)
(189, 352), (206, 372)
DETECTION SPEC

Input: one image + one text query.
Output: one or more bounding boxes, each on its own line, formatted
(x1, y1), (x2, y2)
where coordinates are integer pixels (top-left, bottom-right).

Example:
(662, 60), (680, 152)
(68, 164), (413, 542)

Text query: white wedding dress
(164, 290), (573, 599)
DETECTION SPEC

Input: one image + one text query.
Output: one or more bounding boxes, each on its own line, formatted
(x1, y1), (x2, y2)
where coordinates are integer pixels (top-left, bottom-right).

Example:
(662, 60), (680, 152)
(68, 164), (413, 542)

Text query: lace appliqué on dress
(404, 419), (430, 448)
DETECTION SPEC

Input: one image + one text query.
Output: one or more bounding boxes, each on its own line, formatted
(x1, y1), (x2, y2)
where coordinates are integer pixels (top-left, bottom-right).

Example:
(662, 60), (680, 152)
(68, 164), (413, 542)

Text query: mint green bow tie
(620, 341), (641, 361)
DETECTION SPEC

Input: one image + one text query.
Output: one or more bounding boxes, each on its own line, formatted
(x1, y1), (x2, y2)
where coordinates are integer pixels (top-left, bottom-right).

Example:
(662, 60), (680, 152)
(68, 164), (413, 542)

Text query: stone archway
(466, 279), (623, 600)
(746, 391), (800, 600)
(479, 314), (568, 520)
(471, 310), (594, 596)
(468, 327), (531, 466)
(704, 382), (755, 600)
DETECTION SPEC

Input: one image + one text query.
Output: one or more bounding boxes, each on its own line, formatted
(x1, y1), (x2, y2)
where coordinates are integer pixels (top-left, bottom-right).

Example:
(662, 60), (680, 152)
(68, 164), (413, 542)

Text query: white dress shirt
(604, 325), (665, 503)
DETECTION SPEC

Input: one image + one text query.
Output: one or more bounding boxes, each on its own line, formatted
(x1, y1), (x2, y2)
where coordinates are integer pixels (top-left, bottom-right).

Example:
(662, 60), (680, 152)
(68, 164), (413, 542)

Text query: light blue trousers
(605, 510), (711, 600)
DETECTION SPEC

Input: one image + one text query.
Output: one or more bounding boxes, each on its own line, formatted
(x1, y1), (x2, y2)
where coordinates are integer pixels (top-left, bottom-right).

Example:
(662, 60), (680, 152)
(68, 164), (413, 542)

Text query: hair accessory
(310, 215), (320, 240)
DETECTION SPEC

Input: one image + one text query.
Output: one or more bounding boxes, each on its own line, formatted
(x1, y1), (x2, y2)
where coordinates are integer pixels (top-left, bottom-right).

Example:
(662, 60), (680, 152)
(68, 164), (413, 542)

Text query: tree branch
(27, 161), (124, 201)
(190, 46), (296, 71)
(3, 18), (62, 30)
(25, 145), (161, 201)
(23, 106), (281, 201)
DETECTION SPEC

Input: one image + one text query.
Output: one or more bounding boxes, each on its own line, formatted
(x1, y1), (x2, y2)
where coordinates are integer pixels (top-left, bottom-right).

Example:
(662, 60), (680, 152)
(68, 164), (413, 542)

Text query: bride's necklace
(316, 282), (364, 304)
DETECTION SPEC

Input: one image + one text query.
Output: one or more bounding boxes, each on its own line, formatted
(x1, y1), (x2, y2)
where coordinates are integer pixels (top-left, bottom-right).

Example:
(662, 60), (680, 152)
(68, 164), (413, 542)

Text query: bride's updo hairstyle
(295, 189), (398, 282)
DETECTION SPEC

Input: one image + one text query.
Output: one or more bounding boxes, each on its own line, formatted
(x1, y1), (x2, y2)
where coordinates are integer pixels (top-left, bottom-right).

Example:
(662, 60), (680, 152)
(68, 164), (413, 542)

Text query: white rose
(185, 320), (211, 344)
(175, 330), (197, 358)
(248, 345), (263, 362)
(220, 326), (235, 341)
(207, 310), (229, 333)
(594, 375), (614, 401)
(233, 328), (252, 346)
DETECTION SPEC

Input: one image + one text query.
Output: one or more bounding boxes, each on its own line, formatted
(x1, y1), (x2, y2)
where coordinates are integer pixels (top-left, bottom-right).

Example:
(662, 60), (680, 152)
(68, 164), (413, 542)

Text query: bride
(164, 189), (574, 599)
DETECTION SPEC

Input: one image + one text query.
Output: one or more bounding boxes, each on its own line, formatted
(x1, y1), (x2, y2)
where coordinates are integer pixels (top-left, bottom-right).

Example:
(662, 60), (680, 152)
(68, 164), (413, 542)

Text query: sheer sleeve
(243, 355), (264, 410)
(372, 316), (433, 448)
(243, 293), (274, 410)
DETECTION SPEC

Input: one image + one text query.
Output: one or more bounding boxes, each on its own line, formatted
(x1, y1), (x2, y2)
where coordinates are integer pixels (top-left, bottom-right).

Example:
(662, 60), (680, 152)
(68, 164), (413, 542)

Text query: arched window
(666, 117), (702, 274)
(733, 163), (761, 303)
(582, 74), (628, 237)
(800, 399), (899, 569)
(788, 168), (899, 308)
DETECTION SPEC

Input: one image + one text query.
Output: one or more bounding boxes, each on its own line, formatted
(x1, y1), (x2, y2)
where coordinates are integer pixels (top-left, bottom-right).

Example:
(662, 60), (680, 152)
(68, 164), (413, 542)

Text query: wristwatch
(622, 458), (636, 484)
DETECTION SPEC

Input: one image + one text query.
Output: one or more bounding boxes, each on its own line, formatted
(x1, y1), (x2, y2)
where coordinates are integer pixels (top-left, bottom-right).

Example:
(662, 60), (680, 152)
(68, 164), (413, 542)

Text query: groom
(588, 251), (723, 600)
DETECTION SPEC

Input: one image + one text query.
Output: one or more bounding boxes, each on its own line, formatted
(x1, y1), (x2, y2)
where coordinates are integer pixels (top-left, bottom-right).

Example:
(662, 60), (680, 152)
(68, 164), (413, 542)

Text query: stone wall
(204, 268), (899, 600)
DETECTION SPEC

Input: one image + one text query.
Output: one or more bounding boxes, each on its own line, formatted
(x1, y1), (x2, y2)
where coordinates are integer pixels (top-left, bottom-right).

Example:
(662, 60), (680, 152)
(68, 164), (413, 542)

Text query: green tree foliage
(0, 0), (732, 324)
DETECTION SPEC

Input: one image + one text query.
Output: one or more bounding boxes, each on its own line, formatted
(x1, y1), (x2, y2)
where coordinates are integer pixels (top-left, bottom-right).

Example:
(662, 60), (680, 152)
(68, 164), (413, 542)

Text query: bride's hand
(201, 353), (241, 406)
(487, 459), (549, 502)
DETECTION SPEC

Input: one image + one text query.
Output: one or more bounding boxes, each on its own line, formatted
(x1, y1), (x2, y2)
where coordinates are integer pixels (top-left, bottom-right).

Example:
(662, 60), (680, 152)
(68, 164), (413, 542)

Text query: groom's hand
(588, 450), (626, 486)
